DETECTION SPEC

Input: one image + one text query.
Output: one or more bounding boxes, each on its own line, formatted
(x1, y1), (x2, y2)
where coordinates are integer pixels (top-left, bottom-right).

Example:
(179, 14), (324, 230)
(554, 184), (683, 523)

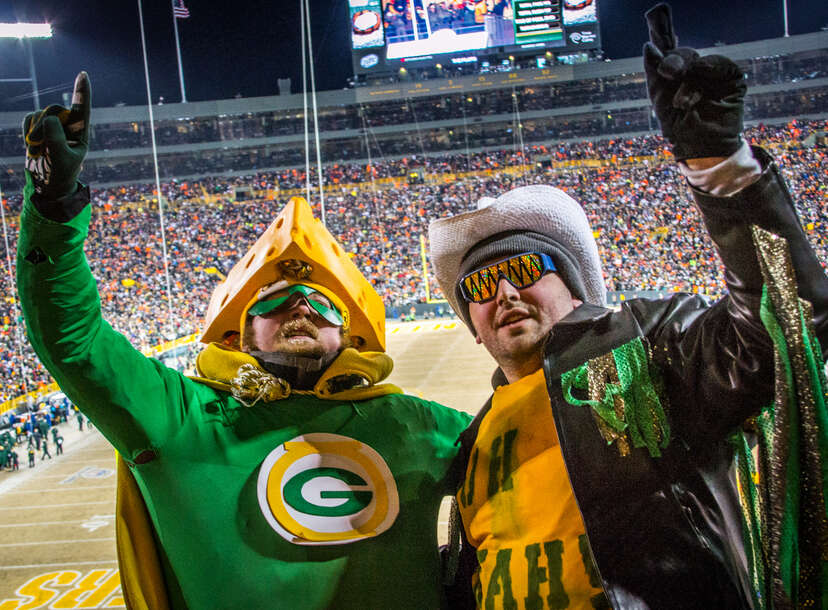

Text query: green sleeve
(16, 189), (200, 460)
(425, 401), (472, 494)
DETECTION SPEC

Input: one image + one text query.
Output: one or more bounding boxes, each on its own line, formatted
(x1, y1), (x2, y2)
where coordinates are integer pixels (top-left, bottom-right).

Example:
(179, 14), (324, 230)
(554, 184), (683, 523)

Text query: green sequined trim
(561, 336), (671, 458)
(731, 226), (828, 609)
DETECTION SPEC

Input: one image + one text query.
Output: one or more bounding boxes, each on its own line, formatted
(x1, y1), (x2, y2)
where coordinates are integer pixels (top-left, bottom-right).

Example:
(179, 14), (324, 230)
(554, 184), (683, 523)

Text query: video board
(348, 0), (601, 75)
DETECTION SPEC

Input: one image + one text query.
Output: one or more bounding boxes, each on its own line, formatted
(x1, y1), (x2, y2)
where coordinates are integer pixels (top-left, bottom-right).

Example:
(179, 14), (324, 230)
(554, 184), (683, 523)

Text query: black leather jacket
(450, 148), (828, 609)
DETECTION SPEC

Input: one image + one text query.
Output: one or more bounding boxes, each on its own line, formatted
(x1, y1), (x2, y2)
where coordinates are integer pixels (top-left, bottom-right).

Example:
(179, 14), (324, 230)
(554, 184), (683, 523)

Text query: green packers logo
(256, 433), (400, 545)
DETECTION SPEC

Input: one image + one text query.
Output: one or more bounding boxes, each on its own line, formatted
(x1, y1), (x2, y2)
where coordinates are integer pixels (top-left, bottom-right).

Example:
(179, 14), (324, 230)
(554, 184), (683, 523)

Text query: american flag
(173, 0), (190, 19)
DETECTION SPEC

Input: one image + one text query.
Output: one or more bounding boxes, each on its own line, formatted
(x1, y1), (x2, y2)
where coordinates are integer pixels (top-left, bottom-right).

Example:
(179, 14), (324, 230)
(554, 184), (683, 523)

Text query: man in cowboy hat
(430, 5), (828, 609)
(17, 72), (470, 609)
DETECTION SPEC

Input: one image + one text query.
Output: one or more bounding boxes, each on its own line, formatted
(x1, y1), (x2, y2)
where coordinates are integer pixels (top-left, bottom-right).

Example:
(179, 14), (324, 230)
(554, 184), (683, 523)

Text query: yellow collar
(190, 343), (401, 403)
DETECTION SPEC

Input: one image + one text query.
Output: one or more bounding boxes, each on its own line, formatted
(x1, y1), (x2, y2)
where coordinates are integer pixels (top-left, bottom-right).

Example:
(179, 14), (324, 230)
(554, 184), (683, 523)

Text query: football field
(0, 320), (494, 608)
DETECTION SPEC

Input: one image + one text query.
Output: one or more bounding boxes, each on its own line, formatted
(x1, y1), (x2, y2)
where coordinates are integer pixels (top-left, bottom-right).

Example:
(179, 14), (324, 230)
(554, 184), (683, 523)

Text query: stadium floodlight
(0, 23), (53, 39)
(0, 23), (53, 110)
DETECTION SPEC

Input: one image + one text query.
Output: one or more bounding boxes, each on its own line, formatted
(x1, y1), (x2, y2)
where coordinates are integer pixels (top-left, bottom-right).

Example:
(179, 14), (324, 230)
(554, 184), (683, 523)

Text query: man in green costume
(17, 72), (469, 609)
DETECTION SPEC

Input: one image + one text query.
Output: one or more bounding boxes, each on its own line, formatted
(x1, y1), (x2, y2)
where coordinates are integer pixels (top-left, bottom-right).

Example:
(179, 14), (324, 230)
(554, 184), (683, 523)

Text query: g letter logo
(257, 433), (400, 545)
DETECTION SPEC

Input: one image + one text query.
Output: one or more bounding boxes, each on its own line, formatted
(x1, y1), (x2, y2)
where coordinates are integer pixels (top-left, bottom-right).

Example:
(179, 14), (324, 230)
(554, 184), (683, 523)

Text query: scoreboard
(348, 0), (601, 76)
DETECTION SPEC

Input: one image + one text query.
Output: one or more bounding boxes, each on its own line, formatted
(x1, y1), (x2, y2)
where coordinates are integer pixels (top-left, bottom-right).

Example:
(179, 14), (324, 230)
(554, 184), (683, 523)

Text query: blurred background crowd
(1, 119), (824, 404)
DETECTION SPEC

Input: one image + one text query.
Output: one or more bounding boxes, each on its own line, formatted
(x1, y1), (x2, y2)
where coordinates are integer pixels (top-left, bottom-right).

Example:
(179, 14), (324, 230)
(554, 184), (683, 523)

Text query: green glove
(643, 4), (746, 161)
(23, 71), (91, 200)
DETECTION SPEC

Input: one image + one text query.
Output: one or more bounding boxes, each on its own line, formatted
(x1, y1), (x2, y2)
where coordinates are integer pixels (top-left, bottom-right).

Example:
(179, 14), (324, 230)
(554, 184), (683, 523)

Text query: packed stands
(1, 30), (826, 406)
(0, 33), (826, 190)
(1, 120), (825, 405)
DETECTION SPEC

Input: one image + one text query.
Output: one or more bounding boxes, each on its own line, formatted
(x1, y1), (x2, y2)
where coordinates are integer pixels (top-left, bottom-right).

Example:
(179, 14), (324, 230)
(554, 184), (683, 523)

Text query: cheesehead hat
(201, 197), (385, 352)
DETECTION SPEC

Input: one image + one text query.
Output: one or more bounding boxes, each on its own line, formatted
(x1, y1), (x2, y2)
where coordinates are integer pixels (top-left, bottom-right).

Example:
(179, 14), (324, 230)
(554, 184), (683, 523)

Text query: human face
(244, 289), (343, 358)
(468, 270), (581, 383)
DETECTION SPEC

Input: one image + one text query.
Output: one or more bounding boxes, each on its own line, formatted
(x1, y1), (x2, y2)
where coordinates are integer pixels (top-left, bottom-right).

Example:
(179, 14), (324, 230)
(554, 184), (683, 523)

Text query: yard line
(51, 459), (114, 465)
(0, 537), (115, 548)
(28, 474), (84, 479)
(0, 560), (118, 569)
(0, 500), (112, 510)
(0, 518), (113, 528)
(2, 485), (114, 494)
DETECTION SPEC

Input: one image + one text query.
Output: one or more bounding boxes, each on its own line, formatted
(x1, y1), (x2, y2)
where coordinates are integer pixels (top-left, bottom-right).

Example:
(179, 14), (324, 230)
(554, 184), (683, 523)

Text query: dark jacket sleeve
(693, 147), (828, 346)
(637, 147), (828, 445)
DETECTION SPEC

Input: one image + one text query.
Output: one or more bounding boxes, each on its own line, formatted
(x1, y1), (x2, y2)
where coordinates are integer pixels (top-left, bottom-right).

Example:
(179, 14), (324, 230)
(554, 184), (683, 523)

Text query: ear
(475, 334), (482, 345)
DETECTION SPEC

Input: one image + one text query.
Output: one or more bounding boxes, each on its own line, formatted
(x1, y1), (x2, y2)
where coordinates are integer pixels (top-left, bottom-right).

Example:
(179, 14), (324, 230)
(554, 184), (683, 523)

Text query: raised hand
(643, 4), (746, 162)
(23, 71), (91, 199)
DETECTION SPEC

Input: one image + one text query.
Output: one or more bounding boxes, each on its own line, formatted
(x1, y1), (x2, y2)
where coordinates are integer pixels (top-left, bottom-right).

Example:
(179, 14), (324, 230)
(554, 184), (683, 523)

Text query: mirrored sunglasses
(459, 252), (557, 304)
(248, 284), (344, 326)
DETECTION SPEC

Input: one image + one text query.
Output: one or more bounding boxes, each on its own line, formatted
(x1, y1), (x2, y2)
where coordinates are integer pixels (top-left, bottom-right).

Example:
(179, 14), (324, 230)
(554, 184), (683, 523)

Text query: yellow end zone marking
(386, 322), (459, 334)
(0, 569), (124, 609)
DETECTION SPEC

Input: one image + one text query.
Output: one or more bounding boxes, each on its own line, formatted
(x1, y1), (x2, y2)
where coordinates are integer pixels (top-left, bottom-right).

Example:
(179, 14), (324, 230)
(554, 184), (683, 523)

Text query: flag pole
(171, 0), (188, 102)
(301, 0), (311, 203)
(304, 0), (326, 226)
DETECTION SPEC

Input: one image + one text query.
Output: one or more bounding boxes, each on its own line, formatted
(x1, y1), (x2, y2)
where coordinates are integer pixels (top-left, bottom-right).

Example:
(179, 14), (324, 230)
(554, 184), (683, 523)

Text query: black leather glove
(643, 4), (746, 161)
(23, 72), (91, 200)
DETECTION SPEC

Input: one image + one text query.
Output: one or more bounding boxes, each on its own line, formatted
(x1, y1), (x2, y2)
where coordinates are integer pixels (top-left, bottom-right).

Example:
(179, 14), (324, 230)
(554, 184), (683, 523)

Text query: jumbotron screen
(348, 0), (601, 75)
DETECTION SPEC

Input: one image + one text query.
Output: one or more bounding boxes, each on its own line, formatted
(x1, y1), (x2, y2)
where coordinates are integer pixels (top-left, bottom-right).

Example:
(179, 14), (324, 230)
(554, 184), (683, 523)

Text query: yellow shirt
(457, 369), (605, 609)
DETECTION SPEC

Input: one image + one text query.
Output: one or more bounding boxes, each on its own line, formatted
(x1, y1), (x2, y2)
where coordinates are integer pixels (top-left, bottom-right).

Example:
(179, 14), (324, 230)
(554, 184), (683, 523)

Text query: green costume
(17, 197), (470, 608)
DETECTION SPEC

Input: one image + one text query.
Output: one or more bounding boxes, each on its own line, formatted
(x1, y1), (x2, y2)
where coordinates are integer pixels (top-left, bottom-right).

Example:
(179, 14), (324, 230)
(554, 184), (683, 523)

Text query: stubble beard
(491, 303), (547, 377)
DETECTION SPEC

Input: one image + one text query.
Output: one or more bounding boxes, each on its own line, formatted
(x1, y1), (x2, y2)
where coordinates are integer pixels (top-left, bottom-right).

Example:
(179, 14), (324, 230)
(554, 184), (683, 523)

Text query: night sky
(0, 0), (826, 111)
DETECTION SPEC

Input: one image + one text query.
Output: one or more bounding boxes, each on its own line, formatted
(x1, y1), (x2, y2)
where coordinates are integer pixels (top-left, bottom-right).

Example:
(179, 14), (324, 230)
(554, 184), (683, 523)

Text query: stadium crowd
(22, 85), (828, 186)
(0, 51), (825, 161)
(0, 119), (825, 405)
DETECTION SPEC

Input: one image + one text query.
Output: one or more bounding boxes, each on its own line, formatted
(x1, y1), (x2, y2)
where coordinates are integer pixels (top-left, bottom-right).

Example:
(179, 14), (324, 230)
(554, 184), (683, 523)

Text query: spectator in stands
(0, 107), (825, 410)
(429, 7), (828, 607)
(17, 72), (470, 609)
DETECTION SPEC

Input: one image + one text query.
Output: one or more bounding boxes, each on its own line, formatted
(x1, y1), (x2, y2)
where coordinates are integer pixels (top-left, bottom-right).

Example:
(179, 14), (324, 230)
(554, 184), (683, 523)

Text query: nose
(495, 277), (520, 305)
(287, 296), (313, 318)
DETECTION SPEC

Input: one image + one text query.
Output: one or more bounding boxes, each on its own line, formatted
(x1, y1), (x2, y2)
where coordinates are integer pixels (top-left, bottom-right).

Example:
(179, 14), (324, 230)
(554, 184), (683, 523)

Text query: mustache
(277, 319), (319, 340)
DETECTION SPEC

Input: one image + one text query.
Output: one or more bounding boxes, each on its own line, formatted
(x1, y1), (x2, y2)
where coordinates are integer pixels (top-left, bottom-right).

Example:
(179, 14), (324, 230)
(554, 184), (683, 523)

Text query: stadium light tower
(0, 23), (53, 110)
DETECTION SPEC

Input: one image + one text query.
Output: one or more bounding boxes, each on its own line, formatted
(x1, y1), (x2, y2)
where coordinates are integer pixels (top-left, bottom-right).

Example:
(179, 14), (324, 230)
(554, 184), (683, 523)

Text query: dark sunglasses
(459, 252), (556, 303)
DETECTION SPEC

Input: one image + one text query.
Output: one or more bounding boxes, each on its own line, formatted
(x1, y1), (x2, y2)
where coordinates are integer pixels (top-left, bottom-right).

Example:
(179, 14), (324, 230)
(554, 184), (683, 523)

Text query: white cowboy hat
(428, 184), (606, 323)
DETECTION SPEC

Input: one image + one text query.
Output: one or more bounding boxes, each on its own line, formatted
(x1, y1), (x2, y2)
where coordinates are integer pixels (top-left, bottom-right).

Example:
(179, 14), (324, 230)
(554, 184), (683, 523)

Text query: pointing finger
(66, 71), (91, 146)
(645, 3), (677, 54)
